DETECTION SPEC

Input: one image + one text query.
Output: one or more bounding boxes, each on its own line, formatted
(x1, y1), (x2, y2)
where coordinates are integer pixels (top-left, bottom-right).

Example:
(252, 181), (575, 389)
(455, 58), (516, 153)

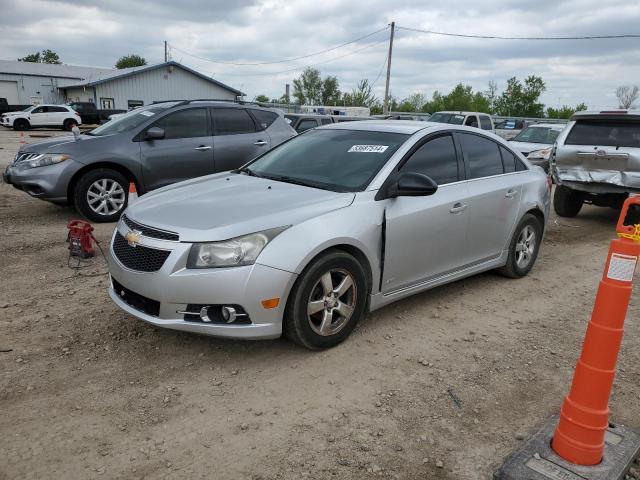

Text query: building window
(128, 100), (143, 110)
(100, 98), (114, 109)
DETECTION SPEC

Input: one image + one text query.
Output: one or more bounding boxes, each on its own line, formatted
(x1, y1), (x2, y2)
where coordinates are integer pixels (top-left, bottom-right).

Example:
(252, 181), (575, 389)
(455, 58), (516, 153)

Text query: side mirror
(144, 127), (164, 140)
(392, 172), (438, 197)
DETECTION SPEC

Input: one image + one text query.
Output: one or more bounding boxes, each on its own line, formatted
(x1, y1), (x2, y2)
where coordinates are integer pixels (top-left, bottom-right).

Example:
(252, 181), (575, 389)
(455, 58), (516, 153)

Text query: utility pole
(383, 22), (395, 115)
(164, 41), (168, 62)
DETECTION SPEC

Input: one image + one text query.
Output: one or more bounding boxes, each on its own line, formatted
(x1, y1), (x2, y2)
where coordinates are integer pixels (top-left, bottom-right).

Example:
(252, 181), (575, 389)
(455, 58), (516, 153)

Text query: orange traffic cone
(552, 195), (640, 465)
(128, 182), (138, 205)
(19, 131), (25, 146)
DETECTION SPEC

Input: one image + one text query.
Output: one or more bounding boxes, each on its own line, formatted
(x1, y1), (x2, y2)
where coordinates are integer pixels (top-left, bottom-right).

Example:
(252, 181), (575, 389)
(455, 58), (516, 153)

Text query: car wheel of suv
(554, 185), (583, 217)
(63, 119), (78, 131)
(13, 119), (29, 131)
(498, 214), (542, 279)
(74, 168), (128, 223)
(284, 250), (368, 350)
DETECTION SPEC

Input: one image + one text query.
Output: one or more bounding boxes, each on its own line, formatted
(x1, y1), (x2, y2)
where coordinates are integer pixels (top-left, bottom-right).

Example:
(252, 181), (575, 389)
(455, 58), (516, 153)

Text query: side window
(297, 119), (318, 132)
(32, 106), (46, 113)
(400, 134), (459, 185)
(459, 133), (503, 179)
(480, 115), (493, 130)
(320, 118), (332, 125)
(499, 146), (517, 173)
(250, 109), (278, 130)
(153, 108), (208, 139)
(212, 108), (256, 135)
(50, 106), (68, 113)
(465, 115), (479, 128)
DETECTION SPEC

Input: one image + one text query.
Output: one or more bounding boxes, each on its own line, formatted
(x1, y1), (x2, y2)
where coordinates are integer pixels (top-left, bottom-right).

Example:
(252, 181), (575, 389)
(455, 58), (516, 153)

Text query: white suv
(0, 104), (82, 131)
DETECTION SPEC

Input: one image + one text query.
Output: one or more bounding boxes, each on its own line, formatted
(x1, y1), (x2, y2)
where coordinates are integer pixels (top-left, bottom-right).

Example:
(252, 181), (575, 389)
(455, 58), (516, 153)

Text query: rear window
(429, 113), (466, 125)
(459, 133), (504, 179)
(565, 120), (640, 148)
(213, 108), (256, 135)
(250, 109), (278, 130)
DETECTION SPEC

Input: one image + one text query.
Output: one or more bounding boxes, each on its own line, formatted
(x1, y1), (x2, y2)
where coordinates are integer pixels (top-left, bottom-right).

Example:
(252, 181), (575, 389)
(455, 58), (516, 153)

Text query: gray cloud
(1, 0), (639, 109)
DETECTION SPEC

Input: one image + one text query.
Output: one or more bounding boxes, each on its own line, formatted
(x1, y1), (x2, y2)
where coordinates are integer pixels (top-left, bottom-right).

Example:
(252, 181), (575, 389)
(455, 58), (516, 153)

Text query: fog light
(199, 306), (212, 323)
(221, 306), (237, 323)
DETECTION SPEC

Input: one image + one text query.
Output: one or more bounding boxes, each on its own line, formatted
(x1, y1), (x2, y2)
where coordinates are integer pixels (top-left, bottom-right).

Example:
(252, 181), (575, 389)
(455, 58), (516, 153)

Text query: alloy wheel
(515, 225), (536, 269)
(87, 178), (126, 216)
(307, 268), (357, 336)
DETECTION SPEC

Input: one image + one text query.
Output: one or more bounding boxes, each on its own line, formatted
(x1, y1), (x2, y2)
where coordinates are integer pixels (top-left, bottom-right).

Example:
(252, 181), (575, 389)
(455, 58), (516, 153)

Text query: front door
(29, 106), (49, 126)
(139, 107), (214, 191)
(211, 107), (271, 172)
(456, 132), (522, 263)
(382, 133), (470, 292)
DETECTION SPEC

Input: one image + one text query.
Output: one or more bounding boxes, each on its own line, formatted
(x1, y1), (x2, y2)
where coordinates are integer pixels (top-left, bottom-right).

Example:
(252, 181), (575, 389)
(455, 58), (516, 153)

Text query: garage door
(0, 80), (19, 104)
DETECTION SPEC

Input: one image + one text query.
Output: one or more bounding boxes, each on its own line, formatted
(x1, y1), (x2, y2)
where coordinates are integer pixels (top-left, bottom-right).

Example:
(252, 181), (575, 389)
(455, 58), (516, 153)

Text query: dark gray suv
(3, 100), (296, 222)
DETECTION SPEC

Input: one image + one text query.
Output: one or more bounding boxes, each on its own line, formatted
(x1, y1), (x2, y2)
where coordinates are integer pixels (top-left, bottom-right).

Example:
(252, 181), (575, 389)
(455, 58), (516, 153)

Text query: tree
(421, 84), (491, 113)
(343, 79), (377, 107)
(18, 49), (61, 64)
(292, 67), (323, 104)
(494, 75), (546, 117)
(485, 80), (498, 113)
(546, 103), (587, 119)
(399, 93), (426, 112)
(115, 54), (147, 69)
(254, 94), (270, 103)
(616, 85), (639, 109)
(321, 75), (341, 105)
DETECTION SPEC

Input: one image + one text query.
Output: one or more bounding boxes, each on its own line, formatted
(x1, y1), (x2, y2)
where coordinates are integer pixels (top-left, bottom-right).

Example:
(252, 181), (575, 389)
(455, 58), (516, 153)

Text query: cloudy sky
(1, 0), (639, 109)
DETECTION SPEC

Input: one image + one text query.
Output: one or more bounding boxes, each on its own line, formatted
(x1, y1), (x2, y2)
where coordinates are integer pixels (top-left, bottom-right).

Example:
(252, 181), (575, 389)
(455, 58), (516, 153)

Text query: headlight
(187, 226), (288, 268)
(527, 148), (551, 160)
(24, 154), (71, 169)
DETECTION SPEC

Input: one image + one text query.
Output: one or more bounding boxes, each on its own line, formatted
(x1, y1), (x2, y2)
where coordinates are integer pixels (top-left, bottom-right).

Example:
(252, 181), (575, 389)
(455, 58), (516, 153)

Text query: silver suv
(552, 110), (640, 217)
(3, 100), (296, 222)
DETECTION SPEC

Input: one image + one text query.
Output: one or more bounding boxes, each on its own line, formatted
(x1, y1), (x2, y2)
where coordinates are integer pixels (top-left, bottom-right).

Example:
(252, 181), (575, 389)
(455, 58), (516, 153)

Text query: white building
(0, 60), (242, 109)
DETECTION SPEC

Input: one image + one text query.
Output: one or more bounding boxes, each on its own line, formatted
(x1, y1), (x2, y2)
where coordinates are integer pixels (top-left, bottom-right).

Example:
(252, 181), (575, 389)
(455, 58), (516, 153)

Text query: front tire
(13, 119), (30, 131)
(554, 185), (583, 217)
(284, 250), (368, 350)
(498, 214), (542, 279)
(73, 168), (128, 222)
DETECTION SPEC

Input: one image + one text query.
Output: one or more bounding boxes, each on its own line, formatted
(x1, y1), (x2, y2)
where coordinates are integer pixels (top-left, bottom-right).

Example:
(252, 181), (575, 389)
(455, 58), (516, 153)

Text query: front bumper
(3, 157), (80, 202)
(107, 221), (298, 340)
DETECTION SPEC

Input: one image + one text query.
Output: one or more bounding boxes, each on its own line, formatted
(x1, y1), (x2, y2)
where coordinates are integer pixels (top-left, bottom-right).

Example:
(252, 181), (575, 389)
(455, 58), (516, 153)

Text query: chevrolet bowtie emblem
(125, 229), (142, 247)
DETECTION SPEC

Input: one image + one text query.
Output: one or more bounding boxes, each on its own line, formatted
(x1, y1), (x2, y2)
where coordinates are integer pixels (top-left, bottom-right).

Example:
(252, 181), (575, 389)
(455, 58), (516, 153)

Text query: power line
(169, 26), (389, 66)
(396, 25), (640, 40)
(369, 51), (388, 90)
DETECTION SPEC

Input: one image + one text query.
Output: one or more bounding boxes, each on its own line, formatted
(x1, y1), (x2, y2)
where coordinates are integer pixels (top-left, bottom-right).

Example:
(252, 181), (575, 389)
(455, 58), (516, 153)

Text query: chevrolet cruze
(108, 121), (550, 349)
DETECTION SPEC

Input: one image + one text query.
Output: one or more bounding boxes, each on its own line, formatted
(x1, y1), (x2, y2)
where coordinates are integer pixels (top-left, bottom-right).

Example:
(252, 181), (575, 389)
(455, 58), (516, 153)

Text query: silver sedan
(108, 121), (551, 349)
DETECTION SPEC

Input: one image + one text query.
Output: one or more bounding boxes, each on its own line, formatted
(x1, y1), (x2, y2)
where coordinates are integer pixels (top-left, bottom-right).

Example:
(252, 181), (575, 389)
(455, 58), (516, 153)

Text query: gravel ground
(1, 128), (639, 480)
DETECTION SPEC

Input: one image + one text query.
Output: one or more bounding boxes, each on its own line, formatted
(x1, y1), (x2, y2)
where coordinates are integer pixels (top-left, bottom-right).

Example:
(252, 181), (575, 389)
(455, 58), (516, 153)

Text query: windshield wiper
(234, 166), (264, 178)
(260, 174), (333, 191)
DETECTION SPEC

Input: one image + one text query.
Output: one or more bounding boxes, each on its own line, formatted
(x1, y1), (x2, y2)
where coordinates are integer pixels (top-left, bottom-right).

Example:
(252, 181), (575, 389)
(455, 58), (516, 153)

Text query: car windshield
(245, 129), (409, 192)
(88, 102), (180, 136)
(428, 113), (465, 125)
(22, 106), (34, 112)
(512, 126), (561, 144)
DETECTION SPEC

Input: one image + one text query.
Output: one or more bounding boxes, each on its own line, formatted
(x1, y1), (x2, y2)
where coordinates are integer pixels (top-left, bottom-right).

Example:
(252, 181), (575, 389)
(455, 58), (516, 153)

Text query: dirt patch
(1, 128), (639, 479)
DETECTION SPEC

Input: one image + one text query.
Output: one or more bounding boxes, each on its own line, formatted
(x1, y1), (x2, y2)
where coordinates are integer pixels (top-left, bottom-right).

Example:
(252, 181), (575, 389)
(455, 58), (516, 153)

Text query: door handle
(195, 146), (212, 151)
(505, 189), (518, 198)
(449, 203), (468, 214)
(254, 140), (268, 146)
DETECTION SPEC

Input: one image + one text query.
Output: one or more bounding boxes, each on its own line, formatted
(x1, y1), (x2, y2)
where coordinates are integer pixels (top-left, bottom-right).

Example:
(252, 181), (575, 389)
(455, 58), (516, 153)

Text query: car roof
(285, 113), (331, 118)
(571, 110), (640, 120)
(526, 123), (565, 130)
(319, 119), (437, 134)
(433, 111), (489, 115)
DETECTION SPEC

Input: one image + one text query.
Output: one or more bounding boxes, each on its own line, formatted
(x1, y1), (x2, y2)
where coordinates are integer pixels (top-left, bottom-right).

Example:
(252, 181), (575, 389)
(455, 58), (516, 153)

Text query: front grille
(122, 214), (179, 241)
(112, 231), (171, 272)
(112, 277), (160, 317)
(13, 153), (42, 166)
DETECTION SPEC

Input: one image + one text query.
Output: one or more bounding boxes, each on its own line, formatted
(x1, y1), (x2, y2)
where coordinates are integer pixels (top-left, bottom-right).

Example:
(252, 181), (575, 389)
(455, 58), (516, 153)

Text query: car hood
(126, 173), (356, 242)
(509, 141), (552, 154)
(18, 133), (108, 155)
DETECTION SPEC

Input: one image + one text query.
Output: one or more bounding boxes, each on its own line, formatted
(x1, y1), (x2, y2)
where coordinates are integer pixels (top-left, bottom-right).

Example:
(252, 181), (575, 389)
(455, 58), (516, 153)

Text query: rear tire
(73, 168), (128, 223)
(284, 250), (368, 350)
(498, 214), (542, 279)
(13, 119), (29, 131)
(554, 185), (583, 217)
(63, 119), (78, 131)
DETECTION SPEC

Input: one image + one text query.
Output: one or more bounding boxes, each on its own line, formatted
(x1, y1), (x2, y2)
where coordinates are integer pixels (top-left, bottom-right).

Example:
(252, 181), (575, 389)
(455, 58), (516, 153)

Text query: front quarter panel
(257, 191), (384, 293)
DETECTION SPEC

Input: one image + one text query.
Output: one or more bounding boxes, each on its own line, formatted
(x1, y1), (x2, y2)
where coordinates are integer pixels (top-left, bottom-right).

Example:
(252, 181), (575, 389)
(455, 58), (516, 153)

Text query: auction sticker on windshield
(348, 145), (389, 153)
(140, 111), (155, 117)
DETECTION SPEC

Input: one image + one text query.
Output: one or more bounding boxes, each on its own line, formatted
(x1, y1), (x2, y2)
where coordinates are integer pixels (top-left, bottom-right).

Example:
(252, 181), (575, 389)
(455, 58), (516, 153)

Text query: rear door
(211, 107), (270, 172)
(139, 107), (213, 190)
(49, 106), (70, 126)
(382, 132), (469, 291)
(456, 132), (523, 263)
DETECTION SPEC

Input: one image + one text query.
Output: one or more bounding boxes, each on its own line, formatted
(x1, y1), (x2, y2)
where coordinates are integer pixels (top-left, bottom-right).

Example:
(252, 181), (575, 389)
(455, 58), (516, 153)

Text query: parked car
(509, 123), (566, 173)
(494, 118), (534, 140)
(3, 100), (296, 222)
(285, 113), (334, 133)
(428, 111), (494, 132)
(0, 97), (9, 115)
(107, 121), (550, 349)
(0, 104), (82, 131)
(552, 110), (640, 217)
